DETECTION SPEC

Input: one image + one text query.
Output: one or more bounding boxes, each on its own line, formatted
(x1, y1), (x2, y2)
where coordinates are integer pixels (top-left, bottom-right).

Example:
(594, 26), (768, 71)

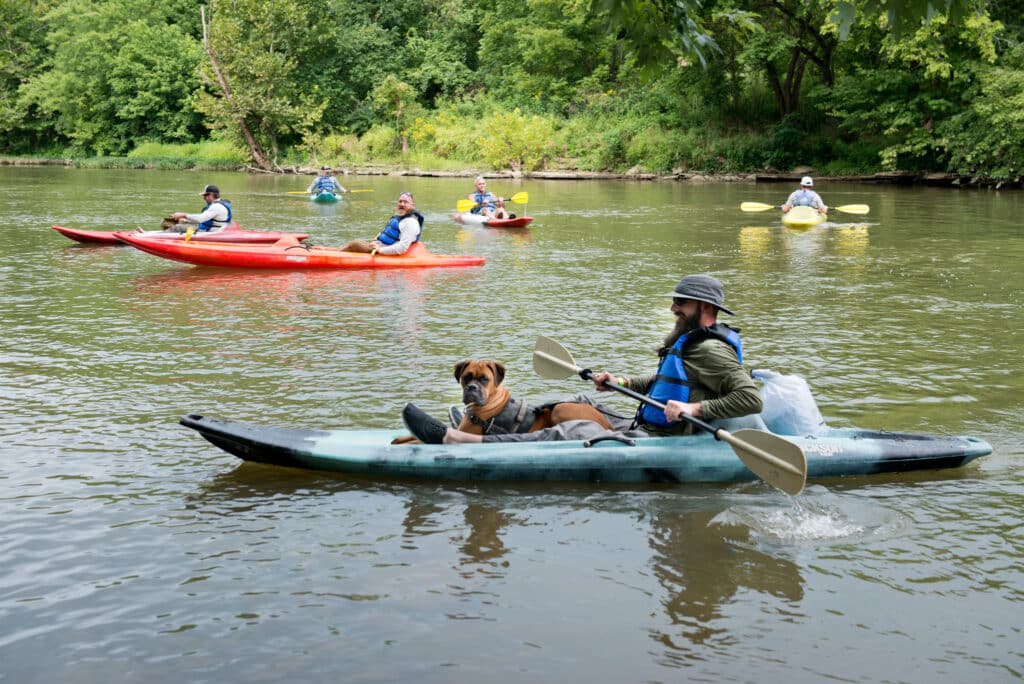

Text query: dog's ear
(454, 360), (471, 383)
(489, 361), (506, 385)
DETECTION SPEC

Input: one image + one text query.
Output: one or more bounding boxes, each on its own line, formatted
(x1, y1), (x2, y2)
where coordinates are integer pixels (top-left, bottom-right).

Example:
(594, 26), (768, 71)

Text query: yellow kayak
(782, 205), (825, 228)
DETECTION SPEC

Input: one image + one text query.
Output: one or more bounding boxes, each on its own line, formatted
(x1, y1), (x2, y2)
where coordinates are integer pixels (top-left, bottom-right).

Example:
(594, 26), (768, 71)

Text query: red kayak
(115, 233), (485, 269)
(452, 212), (533, 229)
(52, 223), (310, 245)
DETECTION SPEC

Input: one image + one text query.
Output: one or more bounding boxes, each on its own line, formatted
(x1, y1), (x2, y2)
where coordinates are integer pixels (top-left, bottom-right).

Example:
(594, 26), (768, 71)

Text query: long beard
(662, 311), (702, 349)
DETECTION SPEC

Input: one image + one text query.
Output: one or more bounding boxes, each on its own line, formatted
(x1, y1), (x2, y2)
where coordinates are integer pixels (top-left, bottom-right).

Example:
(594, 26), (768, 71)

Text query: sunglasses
(673, 297), (692, 306)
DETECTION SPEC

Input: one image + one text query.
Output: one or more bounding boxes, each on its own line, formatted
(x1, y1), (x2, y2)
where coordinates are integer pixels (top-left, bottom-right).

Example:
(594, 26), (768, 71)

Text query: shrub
(361, 125), (400, 158)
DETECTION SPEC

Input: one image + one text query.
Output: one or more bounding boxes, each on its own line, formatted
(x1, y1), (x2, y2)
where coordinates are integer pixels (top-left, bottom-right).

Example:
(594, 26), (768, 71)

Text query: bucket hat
(664, 274), (734, 315)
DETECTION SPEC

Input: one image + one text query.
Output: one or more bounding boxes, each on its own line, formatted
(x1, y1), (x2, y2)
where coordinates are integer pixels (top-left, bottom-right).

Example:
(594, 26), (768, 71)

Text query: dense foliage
(0, 0), (1019, 183)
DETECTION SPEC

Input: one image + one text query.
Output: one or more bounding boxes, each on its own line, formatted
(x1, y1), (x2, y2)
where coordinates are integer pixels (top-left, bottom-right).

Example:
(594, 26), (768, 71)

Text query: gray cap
(664, 274), (734, 315)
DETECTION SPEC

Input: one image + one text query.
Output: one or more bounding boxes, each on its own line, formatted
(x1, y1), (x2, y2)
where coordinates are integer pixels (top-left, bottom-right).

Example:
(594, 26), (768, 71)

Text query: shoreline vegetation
(3, 1), (1021, 192)
(0, 155), (994, 189)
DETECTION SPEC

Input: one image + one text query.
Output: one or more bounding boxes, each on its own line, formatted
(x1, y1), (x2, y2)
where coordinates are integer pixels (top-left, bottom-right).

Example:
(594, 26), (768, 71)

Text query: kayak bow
(53, 223), (309, 245)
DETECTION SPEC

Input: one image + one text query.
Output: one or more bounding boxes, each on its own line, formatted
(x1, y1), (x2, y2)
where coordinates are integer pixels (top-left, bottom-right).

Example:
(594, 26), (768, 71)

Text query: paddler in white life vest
(169, 184), (233, 232)
(401, 274), (764, 444)
(340, 191), (424, 255)
(782, 176), (828, 216)
(306, 165), (347, 196)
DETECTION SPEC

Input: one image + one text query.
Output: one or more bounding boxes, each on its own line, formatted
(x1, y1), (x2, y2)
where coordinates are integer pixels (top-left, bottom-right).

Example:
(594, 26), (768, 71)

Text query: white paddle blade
(533, 336), (580, 379)
(835, 204), (870, 215)
(727, 429), (807, 495)
(740, 202), (775, 212)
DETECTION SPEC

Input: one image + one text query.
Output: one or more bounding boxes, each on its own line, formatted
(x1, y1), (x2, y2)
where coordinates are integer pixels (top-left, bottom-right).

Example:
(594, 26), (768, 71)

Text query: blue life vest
(471, 191), (496, 215)
(314, 176), (336, 193)
(637, 324), (744, 428)
(197, 199), (232, 231)
(791, 189), (817, 207)
(376, 211), (424, 245)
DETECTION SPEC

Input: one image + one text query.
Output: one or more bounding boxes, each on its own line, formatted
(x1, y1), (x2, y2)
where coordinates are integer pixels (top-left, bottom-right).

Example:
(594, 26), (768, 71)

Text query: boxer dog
(453, 360), (613, 435)
(391, 359), (614, 444)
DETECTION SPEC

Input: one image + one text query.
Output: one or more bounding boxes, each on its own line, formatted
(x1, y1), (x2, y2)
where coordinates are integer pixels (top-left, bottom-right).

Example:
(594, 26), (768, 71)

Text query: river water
(1, 167), (1021, 683)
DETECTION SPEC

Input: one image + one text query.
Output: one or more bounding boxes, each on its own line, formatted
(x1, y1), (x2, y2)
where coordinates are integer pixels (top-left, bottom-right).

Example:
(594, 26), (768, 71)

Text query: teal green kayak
(179, 414), (991, 484)
(312, 191), (340, 203)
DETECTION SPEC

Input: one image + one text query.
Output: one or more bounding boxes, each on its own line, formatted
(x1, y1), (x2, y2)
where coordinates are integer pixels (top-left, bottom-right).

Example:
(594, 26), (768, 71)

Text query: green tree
(829, 9), (1003, 172)
(372, 75), (419, 155)
(16, 0), (202, 155)
(0, 0), (50, 151)
(477, 0), (621, 113)
(942, 64), (1024, 184)
(194, 0), (329, 168)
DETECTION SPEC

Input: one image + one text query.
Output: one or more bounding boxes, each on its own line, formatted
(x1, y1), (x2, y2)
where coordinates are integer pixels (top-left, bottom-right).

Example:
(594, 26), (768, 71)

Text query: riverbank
(0, 155), (1007, 188)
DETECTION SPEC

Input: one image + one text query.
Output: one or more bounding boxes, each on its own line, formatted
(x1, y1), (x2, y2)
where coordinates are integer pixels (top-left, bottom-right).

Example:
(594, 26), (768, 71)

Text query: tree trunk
(200, 6), (272, 170)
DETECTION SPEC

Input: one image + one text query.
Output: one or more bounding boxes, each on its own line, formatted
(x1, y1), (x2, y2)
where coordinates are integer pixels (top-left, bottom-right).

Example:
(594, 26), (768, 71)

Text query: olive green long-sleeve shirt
(621, 337), (762, 436)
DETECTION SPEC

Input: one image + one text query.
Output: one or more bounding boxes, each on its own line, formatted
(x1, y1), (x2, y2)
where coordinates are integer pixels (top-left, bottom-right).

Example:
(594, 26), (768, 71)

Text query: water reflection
(645, 506), (804, 654)
(129, 265), (486, 349)
(402, 495), (511, 578)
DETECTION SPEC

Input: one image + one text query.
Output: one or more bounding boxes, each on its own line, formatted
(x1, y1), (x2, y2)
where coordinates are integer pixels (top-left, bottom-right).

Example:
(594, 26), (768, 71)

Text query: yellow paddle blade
(456, 199), (475, 213)
(286, 191), (310, 195)
(348, 188), (374, 193)
(740, 202), (778, 212)
(184, 226), (195, 242)
(508, 191), (528, 204)
(834, 204), (870, 215)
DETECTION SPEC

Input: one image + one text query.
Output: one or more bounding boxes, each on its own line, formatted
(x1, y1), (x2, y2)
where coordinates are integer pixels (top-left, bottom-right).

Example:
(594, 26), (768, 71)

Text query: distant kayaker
(402, 274), (764, 444)
(169, 184), (233, 232)
(467, 176), (498, 218)
(782, 176), (828, 215)
(340, 191), (424, 255)
(307, 165), (347, 196)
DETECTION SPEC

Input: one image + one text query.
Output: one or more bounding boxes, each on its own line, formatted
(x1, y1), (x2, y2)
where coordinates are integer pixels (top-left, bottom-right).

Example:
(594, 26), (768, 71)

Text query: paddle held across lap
(531, 336), (807, 496)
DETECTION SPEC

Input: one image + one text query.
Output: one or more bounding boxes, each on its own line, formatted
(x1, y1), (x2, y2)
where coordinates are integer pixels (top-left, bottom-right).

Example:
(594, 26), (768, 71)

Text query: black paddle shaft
(576, 367), (723, 439)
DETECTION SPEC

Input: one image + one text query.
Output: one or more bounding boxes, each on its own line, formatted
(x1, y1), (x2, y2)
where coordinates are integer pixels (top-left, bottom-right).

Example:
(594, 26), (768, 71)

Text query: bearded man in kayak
(169, 184), (233, 232)
(402, 274), (763, 444)
(782, 176), (828, 216)
(307, 165), (347, 195)
(340, 191), (424, 255)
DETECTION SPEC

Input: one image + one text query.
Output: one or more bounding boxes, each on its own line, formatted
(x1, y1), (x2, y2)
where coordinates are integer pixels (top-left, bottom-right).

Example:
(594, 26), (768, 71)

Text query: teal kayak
(179, 414), (991, 484)
(312, 191), (340, 203)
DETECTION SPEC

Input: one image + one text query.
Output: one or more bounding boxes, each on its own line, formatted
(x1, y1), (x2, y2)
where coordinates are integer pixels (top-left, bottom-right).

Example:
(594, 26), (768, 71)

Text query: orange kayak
(115, 233), (485, 269)
(53, 223), (309, 245)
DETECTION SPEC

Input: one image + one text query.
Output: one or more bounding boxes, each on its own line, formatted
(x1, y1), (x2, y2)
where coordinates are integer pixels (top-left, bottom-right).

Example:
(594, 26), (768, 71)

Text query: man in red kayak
(402, 274), (763, 444)
(467, 176), (498, 218)
(168, 184), (233, 232)
(340, 191), (424, 255)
